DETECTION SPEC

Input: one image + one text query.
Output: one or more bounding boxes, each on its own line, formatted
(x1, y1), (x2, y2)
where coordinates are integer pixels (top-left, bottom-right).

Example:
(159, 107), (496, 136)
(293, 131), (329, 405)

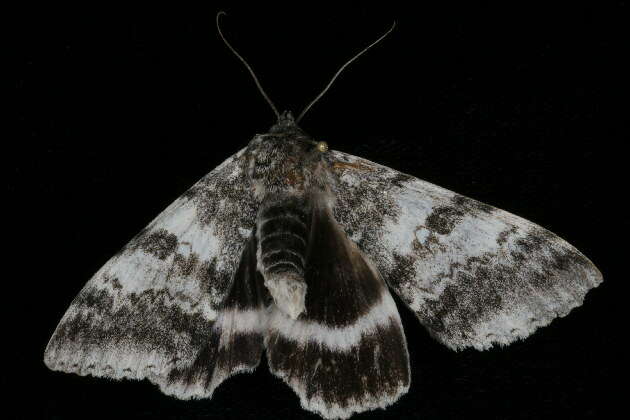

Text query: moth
(44, 13), (602, 420)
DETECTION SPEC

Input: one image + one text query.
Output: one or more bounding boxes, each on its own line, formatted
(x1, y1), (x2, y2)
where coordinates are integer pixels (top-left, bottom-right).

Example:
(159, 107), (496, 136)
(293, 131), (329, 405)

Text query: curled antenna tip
(296, 21), (397, 123)
(216, 11), (280, 120)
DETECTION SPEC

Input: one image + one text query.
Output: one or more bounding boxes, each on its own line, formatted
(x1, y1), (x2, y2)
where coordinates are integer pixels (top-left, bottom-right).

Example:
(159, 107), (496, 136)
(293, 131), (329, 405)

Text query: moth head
(266, 111), (328, 154)
(269, 111), (302, 135)
(245, 117), (331, 199)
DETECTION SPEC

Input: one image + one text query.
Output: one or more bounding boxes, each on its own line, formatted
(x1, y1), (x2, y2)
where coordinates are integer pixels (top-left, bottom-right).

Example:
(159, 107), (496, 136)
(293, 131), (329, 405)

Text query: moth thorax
(256, 197), (310, 319)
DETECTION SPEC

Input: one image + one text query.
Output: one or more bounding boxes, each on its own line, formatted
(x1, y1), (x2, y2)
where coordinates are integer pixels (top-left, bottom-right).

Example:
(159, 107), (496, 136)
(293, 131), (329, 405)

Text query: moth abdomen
(256, 197), (312, 319)
(258, 201), (310, 275)
(262, 249), (305, 273)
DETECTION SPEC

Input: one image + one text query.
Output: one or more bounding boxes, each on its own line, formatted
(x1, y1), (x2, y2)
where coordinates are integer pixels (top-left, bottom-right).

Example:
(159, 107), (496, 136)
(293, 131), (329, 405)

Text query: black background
(8, 2), (624, 419)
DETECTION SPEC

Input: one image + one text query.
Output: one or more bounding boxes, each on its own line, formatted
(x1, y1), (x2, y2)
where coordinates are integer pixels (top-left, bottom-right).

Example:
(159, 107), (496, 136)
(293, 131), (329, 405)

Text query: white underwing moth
(44, 14), (602, 420)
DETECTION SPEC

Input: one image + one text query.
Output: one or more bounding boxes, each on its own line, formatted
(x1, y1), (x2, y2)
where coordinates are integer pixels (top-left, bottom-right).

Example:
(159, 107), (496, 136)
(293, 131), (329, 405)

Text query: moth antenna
(216, 11), (280, 120)
(296, 21), (396, 123)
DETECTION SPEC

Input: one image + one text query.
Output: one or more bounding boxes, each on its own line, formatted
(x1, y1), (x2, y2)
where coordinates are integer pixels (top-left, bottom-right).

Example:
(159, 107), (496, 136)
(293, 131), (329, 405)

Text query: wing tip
(440, 270), (603, 352)
(414, 235), (604, 353)
(584, 255), (604, 287)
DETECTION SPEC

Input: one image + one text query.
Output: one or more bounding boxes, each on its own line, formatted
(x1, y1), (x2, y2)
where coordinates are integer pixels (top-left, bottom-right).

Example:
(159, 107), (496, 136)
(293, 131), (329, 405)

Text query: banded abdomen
(256, 197), (311, 319)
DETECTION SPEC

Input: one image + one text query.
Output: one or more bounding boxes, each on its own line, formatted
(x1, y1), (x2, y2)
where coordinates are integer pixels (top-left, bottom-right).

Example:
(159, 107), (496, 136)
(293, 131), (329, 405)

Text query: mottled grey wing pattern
(327, 150), (602, 351)
(44, 147), (264, 398)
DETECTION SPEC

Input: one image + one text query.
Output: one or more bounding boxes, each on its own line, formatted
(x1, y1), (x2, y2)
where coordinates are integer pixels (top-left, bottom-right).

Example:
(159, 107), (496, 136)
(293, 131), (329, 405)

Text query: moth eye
(316, 141), (329, 153)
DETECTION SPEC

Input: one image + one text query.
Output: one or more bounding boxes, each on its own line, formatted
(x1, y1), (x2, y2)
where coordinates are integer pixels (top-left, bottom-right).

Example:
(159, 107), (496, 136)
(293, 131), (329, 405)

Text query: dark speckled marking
(415, 224), (597, 345)
(513, 227), (588, 272)
(389, 172), (415, 188)
(327, 153), (402, 252)
(196, 257), (231, 304)
(102, 274), (122, 290)
(387, 252), (417, 294)
(132, 229), (178, 260)
(267, 318), (409, 411)
(166, 328), (263, 389)
(49, 287), (212, 359)
(196, 258), (217, 292)
(425, 206), (465, 235)
(412, 226), (443, 256)
(420, 255), (506, 338)
(425, 194), (496, 236)
(497, 226), (519, 245)
(167, 332), (220, 388)
(182, 151), (256, 233)
(172, 252), (199, 277)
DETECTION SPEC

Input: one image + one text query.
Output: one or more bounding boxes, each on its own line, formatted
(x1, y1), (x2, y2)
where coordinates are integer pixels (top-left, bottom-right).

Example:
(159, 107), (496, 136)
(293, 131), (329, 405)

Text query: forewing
(44, 147), (266, 398)
(327, 150), (602, 351)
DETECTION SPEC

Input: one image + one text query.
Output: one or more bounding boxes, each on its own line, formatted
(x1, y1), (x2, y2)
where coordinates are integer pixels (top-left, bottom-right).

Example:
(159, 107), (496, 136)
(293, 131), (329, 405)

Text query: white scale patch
(213, 307), (268, 350)
(268, 289), (400, 351)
